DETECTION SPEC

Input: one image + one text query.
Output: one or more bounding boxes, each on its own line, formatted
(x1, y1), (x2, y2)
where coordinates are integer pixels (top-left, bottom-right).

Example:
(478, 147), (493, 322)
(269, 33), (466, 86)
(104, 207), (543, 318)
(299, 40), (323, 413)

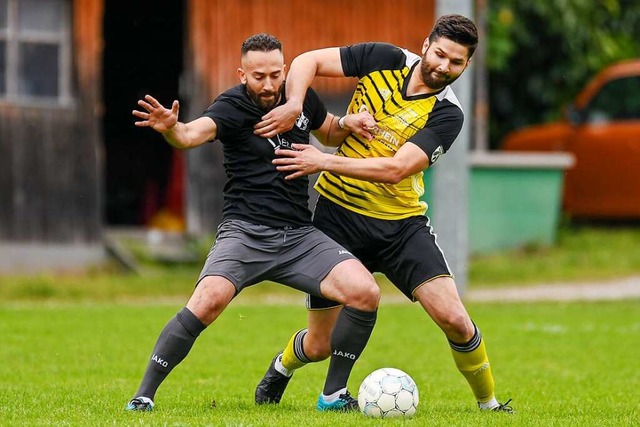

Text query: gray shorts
(197, 219), (356, 298)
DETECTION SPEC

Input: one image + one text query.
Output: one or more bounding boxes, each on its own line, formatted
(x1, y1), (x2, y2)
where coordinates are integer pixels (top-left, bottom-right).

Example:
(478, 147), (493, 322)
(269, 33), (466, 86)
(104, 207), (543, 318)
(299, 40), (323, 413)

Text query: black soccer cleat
(492, 399), (514, 413)
(255, 352), (293, 404)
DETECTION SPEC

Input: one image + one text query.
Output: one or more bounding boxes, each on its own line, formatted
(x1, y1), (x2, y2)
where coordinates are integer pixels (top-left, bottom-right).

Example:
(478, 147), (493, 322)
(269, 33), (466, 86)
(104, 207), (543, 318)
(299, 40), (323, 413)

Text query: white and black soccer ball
(358, 367), (419, 418)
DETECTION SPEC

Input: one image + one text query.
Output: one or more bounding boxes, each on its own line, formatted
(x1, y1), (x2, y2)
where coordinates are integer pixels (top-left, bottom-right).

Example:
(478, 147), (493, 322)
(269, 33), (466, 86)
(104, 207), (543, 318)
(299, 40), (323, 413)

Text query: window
(585, 76), (640, 122)
(0, 0), (71, 106)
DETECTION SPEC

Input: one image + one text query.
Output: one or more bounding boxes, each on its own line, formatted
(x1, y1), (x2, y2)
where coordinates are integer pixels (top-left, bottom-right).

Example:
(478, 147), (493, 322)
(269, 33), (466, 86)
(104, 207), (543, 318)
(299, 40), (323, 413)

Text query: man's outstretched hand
(132, 94), (179, 134)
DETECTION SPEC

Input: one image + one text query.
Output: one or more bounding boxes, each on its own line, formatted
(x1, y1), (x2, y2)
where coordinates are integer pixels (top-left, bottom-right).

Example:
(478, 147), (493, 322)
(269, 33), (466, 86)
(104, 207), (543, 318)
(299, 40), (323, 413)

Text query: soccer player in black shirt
(254, 16), (513, 413)
(125, 33), (380, 412)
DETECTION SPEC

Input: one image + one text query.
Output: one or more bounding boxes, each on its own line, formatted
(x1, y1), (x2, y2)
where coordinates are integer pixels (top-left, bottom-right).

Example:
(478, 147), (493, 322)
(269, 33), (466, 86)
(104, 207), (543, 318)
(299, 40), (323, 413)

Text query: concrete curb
(466, 276), (640, 302)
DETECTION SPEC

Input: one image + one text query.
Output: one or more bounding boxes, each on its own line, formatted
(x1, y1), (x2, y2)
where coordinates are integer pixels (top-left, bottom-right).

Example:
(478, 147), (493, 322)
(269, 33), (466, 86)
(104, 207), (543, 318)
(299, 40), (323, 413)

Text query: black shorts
(307, 196), (453, 309)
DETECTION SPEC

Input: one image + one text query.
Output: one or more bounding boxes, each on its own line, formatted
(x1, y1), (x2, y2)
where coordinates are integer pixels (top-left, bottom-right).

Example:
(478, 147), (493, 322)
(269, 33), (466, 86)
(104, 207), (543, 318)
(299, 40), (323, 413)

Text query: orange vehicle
(502, 59), (640, 219)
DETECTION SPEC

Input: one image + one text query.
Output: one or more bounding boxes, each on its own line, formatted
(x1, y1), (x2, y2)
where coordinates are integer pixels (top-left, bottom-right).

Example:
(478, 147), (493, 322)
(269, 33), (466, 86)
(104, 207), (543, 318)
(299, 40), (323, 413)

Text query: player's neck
(406, 62), (441, 97)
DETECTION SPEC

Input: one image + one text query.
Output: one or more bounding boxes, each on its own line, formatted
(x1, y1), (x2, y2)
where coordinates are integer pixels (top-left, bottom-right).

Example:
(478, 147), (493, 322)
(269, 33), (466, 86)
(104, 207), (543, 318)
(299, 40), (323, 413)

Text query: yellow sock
(281, 329), (309, 371)
(450, 333), (495, 403)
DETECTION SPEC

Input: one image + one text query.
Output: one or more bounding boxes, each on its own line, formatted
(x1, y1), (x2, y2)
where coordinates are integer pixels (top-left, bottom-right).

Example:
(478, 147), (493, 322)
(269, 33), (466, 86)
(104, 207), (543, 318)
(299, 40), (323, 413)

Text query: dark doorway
(102, 1), (184, 226)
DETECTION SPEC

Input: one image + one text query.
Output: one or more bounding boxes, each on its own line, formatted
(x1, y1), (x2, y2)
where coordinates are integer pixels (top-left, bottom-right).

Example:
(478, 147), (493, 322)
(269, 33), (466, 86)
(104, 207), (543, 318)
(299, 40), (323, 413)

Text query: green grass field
(1, 295), (639, 426)
(1, 225), (639, 425)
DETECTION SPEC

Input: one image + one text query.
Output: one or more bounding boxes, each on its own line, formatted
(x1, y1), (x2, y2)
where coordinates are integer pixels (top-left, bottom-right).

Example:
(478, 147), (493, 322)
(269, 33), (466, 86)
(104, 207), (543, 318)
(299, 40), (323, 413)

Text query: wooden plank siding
(184, 0), (435, 234)
(0, 0), (103, 244)
(188, 0), (435, 96)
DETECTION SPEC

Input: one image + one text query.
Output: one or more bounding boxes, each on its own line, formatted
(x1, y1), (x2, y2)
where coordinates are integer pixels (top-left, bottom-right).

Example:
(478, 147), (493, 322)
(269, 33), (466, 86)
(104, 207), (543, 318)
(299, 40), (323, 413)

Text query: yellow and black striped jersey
(315, 43), (464, 220)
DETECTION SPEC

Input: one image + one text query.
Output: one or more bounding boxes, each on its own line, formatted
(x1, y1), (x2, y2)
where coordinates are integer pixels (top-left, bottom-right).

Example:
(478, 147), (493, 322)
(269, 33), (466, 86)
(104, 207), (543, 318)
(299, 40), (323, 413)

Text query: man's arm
(133, 94), (217, 149)
(254, 48), (344, 138)
(273, 141), (429, 184)
(313, 111), (378, 147)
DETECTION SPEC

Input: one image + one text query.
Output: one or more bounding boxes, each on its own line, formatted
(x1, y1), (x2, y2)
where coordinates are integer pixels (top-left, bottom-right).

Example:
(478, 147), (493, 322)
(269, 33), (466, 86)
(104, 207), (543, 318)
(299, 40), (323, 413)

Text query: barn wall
(189, 0), (435, 96)
(0, 0), (103, 244)
(184, 0), (436, 234)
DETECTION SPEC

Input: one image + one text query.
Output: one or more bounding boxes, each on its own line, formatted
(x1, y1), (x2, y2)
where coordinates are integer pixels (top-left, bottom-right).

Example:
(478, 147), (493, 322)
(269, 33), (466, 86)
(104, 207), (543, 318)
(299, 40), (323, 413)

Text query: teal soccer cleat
(125, 396), (154, 411)
(316, 391), (359, 412)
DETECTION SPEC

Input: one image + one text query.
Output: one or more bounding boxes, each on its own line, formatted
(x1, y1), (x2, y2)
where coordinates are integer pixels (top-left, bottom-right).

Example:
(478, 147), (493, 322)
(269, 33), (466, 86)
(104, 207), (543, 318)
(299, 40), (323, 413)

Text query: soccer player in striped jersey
(254, 15), (512, 413)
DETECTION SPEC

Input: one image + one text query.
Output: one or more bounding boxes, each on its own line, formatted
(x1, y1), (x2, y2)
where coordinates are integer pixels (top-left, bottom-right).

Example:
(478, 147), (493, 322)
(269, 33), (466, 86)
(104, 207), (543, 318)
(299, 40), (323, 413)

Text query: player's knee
(187, 298), (227, 326)
(347, 278), (380, 311)
(187, 278), (235, 325)
(440, 311), (474, 342)
(321, 262), (379, 310)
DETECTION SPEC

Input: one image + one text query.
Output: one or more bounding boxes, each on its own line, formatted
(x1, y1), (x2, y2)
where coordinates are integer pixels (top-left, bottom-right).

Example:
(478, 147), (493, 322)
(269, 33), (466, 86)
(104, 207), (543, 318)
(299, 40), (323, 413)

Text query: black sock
(323, 306), (377, 395)
(135, 307), (206, 400)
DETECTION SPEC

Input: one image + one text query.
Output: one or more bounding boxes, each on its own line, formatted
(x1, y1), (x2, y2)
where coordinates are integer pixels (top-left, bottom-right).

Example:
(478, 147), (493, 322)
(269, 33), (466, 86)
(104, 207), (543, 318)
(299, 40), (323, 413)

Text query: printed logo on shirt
(396, 109), (419, 127)
(295, 112), (309, 130)
(430, 145), (444, 164)
(379, 88), (392, 100)
(268, 134), (294, 150)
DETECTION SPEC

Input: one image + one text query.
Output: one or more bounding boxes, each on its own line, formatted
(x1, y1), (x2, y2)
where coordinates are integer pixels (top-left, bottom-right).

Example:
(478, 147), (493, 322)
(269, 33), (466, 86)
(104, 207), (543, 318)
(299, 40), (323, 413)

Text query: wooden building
(0, 0), (435, 270)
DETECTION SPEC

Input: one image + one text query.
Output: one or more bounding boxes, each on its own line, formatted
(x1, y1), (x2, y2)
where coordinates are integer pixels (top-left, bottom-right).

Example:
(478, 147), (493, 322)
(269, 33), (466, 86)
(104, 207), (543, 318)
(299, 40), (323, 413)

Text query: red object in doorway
(166, 150), (185, 219)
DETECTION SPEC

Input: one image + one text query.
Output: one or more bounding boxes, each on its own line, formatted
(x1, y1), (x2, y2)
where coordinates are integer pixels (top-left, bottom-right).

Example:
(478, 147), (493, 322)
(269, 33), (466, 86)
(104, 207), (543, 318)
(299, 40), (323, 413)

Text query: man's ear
(237, 67), (247, 84)
(421, 37), (430, 55)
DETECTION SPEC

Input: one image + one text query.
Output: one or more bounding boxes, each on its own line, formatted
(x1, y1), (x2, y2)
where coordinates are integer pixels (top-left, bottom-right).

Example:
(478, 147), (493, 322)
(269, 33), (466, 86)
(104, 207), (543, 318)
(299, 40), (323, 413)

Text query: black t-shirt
(202, 84), (327, 228)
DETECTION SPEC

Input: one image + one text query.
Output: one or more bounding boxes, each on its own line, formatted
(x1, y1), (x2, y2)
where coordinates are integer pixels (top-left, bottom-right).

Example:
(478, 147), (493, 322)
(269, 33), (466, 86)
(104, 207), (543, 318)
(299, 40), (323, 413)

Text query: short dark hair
(428, 14), (478, 58)
(241, 33), (282, 55)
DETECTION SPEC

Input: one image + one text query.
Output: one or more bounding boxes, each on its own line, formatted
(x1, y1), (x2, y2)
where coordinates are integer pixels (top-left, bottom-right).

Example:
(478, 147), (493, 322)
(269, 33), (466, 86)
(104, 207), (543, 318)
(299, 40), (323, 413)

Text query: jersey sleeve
(339, 42), (407, 78)
(202, 100), (244, 141)
(303, 88), (328, 130)
(408, 101), (464, 165)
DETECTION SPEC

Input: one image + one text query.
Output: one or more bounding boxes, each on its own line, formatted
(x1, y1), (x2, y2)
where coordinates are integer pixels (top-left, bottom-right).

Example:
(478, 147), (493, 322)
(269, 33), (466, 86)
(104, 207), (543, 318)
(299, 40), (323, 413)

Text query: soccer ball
(357, 367), (419, 418)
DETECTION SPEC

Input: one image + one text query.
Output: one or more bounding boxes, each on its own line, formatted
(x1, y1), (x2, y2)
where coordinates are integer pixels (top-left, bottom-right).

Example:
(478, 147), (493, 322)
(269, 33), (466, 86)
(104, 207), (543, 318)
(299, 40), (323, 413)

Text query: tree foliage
(486, 0), (640, 148)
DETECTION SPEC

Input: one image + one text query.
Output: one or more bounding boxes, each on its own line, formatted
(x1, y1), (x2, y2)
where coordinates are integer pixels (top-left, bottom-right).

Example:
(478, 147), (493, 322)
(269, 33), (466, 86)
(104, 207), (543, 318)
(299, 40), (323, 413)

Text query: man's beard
(420, 59), (457, 90)
(246, 86), (281, 110)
